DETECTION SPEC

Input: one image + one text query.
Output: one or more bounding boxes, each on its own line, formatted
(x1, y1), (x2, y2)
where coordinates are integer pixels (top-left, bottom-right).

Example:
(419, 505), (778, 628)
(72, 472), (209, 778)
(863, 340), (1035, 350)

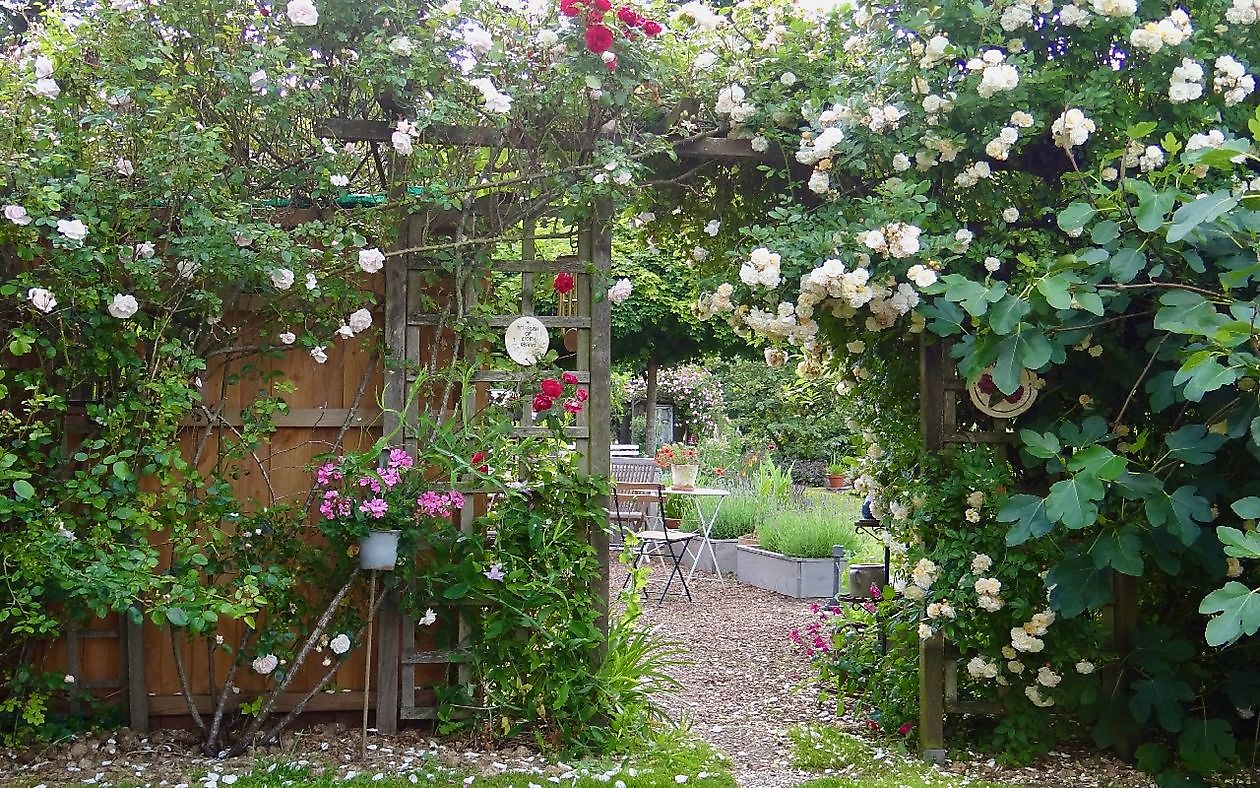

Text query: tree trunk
(644, 354), (659, 454)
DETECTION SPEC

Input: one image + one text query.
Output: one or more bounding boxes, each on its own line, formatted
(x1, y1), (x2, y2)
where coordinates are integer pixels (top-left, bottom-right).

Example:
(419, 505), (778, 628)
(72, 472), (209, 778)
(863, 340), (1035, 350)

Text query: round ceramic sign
(504, 316), (549, 366)
(968, 367), (1038, 418)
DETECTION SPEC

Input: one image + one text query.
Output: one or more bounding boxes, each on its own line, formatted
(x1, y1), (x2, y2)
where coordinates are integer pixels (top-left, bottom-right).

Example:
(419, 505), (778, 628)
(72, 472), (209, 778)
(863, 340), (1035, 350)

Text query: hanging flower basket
(359, 530), (400, 571)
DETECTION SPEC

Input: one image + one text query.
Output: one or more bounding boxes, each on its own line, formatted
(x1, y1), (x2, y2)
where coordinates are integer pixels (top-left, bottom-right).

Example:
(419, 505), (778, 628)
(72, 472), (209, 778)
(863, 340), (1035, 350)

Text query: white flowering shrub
(628, 0), (1260, 776)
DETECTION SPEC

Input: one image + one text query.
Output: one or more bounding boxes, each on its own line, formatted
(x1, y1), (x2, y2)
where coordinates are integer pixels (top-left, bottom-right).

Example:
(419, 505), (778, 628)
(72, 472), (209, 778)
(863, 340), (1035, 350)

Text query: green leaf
(1136, 189), (1177, 233)
(1067, 444), (1126, 481)
(1090, 221), (1120, 245)
(921, 299), (966, 337)
(1019, 429), (1061, 459)
(1165, 425), (1227, 465)
(1153, 290), (1220, 335)
(442, 582), (471, 600)
(1179, 719), (1237, 774)
(165, 607), (189, 627)
(1230, 498), (1260, 520)
(1047, 551), (1112, 617)
(1147, 486), (1213, 545)
(1135, 742), (1171, 774)
(1167, 191), (1239, 243)
(1217, 526), (1260, 559)
(988, 294), (1030, 335)
(1058, 201), (1096, 232)
(993, 328), (1052, 394)
(1059, 416), (1110, 448)
(1200, 582), (1260, 647)
(1110, 248), (1147, 283)
(1046, 475), (1104, 529)
(998, 494), (1054, 546)
(12, 480), (35, 500)
(1037, 274), (1074, 310)
(1090, 525), (1144, 575)
(1130, 677), (1194, 732)
(1127, 121), (1159, 139)
(1174, 352), (1239, 402)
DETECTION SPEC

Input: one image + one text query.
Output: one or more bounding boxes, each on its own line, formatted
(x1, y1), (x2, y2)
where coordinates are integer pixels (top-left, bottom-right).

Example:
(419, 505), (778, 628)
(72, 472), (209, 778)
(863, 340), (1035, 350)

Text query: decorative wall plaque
(505, 316), (549, 365)
(968, 367), (1038, 418)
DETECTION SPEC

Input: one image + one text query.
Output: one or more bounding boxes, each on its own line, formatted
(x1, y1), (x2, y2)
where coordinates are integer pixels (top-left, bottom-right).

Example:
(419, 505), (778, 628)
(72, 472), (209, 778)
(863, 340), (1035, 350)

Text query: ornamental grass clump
(707, 493), (766, 540)
(756, 503), (867, 559)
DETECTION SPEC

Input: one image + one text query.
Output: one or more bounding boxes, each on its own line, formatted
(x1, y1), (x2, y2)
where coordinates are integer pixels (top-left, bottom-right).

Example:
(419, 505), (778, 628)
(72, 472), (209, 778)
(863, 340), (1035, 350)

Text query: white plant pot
(359, 530), (400, 570)
(671, 464), (700, 489)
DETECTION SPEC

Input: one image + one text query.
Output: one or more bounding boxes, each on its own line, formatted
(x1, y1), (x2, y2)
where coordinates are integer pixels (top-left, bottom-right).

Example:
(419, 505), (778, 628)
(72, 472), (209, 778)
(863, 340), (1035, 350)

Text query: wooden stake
(362, 571), (377, 759)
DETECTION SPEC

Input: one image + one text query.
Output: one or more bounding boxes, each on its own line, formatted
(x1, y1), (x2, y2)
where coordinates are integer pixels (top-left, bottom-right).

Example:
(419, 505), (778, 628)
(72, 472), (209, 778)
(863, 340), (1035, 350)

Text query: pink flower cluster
(416, 490), (465, 519)
(320, 489), (353, 520)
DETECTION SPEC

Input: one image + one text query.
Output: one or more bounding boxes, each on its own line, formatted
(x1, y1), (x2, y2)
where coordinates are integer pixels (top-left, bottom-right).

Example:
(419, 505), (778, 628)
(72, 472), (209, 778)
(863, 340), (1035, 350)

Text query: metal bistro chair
(612, 482), (695, 603)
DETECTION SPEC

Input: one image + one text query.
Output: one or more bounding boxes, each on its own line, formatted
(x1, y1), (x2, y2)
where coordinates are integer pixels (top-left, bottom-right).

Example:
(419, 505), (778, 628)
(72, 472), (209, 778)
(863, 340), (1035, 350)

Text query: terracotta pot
(664, 517), (682, 530)
(826, 474), (847, 489)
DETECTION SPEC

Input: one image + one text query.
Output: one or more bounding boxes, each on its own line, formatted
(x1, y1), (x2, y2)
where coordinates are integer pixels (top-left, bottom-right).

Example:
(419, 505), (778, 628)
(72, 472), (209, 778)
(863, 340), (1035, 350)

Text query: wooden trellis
(372, 208), (612, 732)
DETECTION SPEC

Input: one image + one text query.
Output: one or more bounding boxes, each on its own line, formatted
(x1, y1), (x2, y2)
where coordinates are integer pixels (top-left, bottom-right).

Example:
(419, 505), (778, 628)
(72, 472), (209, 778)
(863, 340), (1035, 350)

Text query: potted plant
(825, 459), (849, 490)
(655, 441), (700, 489)
(314, 448), (465, 570)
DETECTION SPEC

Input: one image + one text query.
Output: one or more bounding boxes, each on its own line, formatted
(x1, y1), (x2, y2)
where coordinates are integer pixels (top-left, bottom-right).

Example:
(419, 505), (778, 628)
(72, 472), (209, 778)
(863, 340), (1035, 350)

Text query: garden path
(615, 563), (1157, 788)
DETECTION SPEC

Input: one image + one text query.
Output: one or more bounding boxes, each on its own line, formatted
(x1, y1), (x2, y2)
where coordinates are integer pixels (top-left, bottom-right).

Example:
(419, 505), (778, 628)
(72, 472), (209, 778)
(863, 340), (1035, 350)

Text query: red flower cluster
(531, 371), (588, 414)
(558, 0), (661, 70)
(553, 271), (575, 295)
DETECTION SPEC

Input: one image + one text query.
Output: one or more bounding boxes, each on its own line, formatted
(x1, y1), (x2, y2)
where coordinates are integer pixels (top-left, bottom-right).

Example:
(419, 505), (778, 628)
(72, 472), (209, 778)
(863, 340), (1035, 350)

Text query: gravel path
(612, 563), (827, 788)
(614, 562), (1159, 788)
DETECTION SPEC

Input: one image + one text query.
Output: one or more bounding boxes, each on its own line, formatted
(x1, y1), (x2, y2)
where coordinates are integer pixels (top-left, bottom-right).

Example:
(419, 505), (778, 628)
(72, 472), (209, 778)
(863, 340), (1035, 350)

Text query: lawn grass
(789, 725), (1021, 788)
(75, 734), (735, 788)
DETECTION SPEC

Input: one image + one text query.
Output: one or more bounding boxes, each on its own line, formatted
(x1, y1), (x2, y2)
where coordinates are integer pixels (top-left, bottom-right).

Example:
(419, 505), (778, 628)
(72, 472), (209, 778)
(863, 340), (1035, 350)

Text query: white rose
(270, 268), (295, 290)
(31, 78), (60, 99)
(391, 130), (413, 155)
(330, 174), (349, 187)
(358, 248), (386, 273)
(279, 331), (296, 345)
(311, 345), (328, 364)
(780, 72), (797, 86)
(34, 56), (54, 79)
(348, 308), (373, 333)
(56, 218), (88, 241)
(537, 30), (559, 47)
(177, 259), (201, 279)
(285, 0), (319, 26)
(329, 633), (351, 655)
(1002, 207), (1020, 223)
(607, 278), (633, 304)
(115, 158), (134, 177)
(108, 293), (139, 319)
(4, 205), (32, 226)
(252, 654), (279, 675)
(27, 287), (57, 313)
(388, 36), (415, 55)
(305, 272), (318, 290)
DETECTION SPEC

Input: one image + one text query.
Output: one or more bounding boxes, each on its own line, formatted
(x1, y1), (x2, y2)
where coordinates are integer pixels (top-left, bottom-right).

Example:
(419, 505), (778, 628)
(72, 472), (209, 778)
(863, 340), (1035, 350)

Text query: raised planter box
(681, 537), (740, 577)
(736, 545), (835, 598)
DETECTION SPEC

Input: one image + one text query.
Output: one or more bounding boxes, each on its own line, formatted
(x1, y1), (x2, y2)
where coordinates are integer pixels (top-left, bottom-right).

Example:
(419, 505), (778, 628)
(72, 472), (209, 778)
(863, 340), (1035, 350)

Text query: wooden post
(919, 632), (946, 763)
(919, 338), (945, 452)
(587, 203), (613, 636)
(1109, 572), (1139, 759)
(124, 613), (149, 734)
(374, 594), (400, 735)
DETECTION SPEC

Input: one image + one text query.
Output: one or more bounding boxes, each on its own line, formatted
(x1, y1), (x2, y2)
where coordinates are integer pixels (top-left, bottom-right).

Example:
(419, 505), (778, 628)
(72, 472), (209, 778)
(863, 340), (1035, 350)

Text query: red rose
(532, 394), (554, 412)
(616, 6), (641, 26)
(559, 0), (581, 15)
(897, 722), (913, 736)
(641, 19), (661, 36)
(605, 56), (617, 71)
(563, 399), (583, 414)
(592, 0), (612, 10)
(562, 371), (579, 385)
(586, 9), (605, 24)
(471, 450), (489, 473)
(553, 271), (577, 294)
(540, 378), (564, 398)
(575, 388), (589, 402)
(583, 24), (614, 53)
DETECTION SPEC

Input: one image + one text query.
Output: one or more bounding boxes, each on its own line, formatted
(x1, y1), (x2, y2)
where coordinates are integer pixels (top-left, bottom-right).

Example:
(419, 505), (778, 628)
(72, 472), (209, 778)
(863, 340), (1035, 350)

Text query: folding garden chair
(612, 482), (695, 603)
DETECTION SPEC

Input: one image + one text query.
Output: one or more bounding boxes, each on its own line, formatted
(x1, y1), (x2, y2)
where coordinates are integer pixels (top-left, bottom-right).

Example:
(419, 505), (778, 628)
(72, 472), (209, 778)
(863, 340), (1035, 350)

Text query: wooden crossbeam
(401, 648), (471, 665)
(406, 313), (590, 329)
